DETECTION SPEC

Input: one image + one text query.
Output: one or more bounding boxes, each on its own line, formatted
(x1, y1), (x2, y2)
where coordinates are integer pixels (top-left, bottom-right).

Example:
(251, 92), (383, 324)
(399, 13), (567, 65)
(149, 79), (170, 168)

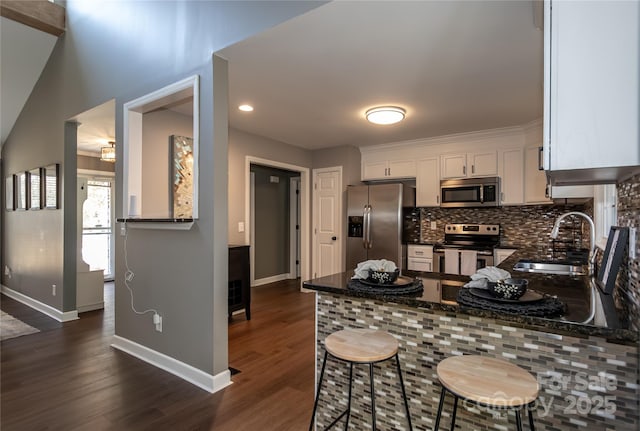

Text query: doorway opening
(73, 99), (116, 314)
(249, 164), (300, 286)
(245, 156), (310, 288)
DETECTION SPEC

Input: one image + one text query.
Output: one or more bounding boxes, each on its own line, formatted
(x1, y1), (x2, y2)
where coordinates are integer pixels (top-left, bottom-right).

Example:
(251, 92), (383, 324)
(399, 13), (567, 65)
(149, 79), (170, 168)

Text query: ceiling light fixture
(365, 106), (406, 125)
(100, 141), (116, 163)
(239, 104), (254, 112)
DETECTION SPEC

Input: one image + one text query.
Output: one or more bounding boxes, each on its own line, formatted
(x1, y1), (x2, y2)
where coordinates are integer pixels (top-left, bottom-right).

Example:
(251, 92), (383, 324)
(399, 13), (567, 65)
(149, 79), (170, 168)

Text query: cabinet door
(416, 157), (440, 206)
(388, 160), (416, 179)
(362, 160), (388, 180)
(524, 146), (551, 204)
(499, 148), (524, 205)
(469, 151), (497, 177)
(440, 154), (467, 179)
(544, 0), (640, 174)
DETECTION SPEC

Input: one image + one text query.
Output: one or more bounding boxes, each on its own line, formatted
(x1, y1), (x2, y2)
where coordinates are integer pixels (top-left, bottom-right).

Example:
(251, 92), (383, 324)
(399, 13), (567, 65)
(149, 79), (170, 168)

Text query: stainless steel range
(433, 224), (500, 275)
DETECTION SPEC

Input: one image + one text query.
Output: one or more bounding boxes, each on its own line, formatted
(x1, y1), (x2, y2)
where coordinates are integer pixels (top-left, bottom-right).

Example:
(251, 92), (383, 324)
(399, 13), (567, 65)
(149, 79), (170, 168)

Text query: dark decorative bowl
(367, 269), (400, 284)
(488, 278), (528, 300)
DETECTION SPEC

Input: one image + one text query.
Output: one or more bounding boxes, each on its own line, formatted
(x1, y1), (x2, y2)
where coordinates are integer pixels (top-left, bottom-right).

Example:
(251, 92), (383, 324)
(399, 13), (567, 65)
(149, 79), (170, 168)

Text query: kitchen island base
(314, 293), (639, 431)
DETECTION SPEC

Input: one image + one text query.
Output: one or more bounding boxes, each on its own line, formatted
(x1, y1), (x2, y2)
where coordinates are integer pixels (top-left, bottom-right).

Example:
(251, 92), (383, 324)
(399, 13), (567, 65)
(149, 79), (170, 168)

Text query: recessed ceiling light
(239, 104), (254, 112)
(365, 106), (406, 125)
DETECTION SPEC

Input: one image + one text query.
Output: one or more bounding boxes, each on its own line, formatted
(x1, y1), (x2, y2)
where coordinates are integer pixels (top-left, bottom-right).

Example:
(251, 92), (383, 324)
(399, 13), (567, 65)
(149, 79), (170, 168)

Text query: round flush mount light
(239, 104), (254, 112)
(365, 106), (406, 125)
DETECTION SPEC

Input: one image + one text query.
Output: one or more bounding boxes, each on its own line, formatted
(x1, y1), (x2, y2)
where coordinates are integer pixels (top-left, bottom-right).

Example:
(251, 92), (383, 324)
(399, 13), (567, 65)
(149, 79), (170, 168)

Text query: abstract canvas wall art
(170, 135), (194, 218)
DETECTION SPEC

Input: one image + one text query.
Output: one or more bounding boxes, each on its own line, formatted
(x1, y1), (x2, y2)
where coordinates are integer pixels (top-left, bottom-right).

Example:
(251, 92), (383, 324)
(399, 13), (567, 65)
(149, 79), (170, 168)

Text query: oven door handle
(479, 185), (484, 204)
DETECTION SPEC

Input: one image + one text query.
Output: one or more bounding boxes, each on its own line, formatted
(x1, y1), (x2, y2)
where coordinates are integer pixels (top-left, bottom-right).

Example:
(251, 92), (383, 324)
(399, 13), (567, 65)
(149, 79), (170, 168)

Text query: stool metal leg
(528, 404), (536, 431)
(344, 362), (353, 431)
(369, 363), (377, 431)
(393, 353), (413, 430)
(309, 350), (329, 431)
(434, 386), (447, 431)
(515, 409), (523, 431)
(450, 395), (458, 431)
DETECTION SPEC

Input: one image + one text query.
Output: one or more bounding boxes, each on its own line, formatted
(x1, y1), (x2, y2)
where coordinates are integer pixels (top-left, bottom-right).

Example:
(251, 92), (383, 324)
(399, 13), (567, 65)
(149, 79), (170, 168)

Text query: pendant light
(100, 141), (116, 163)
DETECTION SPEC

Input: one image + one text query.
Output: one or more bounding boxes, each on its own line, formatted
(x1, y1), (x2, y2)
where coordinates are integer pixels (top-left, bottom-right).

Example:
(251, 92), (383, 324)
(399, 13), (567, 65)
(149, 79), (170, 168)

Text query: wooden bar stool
(309, 328), (413, 431)
(434, 355), (538, 431)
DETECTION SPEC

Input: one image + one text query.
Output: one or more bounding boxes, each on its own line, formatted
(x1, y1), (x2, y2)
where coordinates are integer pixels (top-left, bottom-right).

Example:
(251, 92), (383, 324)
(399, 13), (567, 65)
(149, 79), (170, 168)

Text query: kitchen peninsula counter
(305, 253), (639, 430)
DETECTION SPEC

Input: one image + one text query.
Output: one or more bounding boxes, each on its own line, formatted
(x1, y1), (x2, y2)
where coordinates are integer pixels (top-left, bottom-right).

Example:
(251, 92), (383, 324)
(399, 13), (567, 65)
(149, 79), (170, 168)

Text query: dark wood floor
(1, 279), (316, 430)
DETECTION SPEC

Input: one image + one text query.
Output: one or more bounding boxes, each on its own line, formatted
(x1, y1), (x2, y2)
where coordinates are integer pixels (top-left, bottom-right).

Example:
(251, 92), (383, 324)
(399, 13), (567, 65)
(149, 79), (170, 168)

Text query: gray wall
(1, 0), (324, 378)
(227, 127), (312, 245)
(141, 109), (193, 218)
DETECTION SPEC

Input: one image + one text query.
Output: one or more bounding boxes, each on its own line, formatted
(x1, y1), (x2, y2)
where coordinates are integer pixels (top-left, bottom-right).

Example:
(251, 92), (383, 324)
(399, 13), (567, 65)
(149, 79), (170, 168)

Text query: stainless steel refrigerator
(346, 183), (415, 271)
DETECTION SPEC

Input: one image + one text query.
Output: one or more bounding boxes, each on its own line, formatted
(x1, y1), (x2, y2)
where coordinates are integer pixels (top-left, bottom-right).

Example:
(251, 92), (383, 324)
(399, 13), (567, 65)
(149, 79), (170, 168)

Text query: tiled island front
(306, 272), (639, 431)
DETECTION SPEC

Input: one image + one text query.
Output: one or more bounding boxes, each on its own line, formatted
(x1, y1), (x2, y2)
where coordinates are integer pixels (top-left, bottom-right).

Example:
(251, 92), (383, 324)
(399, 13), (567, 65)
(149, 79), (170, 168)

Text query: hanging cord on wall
(123, 221), (159, 316)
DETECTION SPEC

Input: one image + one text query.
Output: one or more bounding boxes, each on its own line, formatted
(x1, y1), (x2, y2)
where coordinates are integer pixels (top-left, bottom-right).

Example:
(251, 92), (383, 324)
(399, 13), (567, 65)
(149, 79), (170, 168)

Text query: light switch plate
(238, 222), (245, 233)
(431, 221), (437, 230)
(630, 227), (636, 259)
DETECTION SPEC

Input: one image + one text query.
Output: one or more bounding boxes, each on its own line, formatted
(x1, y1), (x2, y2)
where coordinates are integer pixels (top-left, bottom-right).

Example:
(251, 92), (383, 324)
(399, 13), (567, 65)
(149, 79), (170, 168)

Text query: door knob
(331, 236), (337, 241)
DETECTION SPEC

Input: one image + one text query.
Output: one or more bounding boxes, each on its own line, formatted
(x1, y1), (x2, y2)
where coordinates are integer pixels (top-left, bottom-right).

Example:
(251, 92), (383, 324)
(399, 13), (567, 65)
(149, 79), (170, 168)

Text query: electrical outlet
(120, 224), (127, 236)
(153, 313), (163, 332)
(52, 284), (56, 296)
(431, 221), (437, 230)
(4, 265), (10, 277)
(238, 221), (245, 233)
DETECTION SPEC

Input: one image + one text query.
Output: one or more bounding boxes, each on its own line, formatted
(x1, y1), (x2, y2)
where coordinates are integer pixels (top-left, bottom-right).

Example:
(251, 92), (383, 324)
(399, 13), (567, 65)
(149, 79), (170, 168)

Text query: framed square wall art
(29, 168), (42, 210)
(44, 164), (59, 209)
(15, 172), (28, 210)
(5, 175), (14, 211)
(169, 135), (194, 218)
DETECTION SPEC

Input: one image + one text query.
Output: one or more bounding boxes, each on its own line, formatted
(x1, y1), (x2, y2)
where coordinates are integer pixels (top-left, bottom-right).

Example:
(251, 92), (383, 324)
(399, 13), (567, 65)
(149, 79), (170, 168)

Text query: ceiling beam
(1, 0), (65, 37)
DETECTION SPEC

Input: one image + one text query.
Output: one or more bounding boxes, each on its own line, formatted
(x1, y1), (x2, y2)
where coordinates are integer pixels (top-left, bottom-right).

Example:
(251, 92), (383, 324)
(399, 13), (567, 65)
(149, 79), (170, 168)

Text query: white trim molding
(0, 285), (79, 322)
(111, 335), (231, 394)
(252, 273), (289, 287)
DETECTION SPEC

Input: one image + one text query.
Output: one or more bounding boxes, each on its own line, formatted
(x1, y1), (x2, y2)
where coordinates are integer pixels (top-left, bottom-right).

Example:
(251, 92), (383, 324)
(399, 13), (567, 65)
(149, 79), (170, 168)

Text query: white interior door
(312, 167), (342, 278)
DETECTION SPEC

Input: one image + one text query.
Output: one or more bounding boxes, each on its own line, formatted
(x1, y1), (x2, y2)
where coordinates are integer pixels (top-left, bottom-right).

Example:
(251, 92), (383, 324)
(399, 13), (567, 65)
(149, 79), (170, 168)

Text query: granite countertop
(303, 251), (638, 344)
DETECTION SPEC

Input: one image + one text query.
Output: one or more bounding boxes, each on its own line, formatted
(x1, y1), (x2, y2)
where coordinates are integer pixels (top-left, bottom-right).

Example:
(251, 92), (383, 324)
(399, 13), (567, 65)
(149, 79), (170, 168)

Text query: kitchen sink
(513, 260), (587, 276)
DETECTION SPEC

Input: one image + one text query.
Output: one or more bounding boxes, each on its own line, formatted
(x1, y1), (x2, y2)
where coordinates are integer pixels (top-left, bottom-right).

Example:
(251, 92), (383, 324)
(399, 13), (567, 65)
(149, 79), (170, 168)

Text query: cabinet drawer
(407, 257), (432, 272)
(408, 245), (433, 259)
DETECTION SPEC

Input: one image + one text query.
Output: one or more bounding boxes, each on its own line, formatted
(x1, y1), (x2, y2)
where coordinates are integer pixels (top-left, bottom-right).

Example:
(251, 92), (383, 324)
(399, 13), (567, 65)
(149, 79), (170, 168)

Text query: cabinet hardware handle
(463, 165), (466, 175)
(538, 146), (544, 171)
(501, 192), (504, 202)
(472, 165), (475, 174)
(331, 236), (337, 241)
(437, 195), (440, 204)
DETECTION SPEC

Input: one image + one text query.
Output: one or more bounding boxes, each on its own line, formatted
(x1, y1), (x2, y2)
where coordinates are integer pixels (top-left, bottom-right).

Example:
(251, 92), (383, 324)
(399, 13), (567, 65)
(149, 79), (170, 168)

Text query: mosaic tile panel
(407, 204), (592, 261)
(616, 174), (640, 332)
(314, 293), (639, 431)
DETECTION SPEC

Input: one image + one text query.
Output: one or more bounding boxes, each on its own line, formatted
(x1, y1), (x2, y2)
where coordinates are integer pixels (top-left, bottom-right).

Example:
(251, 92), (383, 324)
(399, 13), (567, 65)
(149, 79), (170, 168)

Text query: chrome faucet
(551, 211), (596, 276)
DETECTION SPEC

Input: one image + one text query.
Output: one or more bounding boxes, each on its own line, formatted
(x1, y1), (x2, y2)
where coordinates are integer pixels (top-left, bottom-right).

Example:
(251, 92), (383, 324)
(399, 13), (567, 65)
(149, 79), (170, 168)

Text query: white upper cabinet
(524, 146), (551, 204)
(362, 156), (416, 181)
(416, 157), (440, 207)
(441, 151), (497, 179)
(543, 0), (640, 184)
(498, 148), (524, 205)
(440, 154), (467, 179)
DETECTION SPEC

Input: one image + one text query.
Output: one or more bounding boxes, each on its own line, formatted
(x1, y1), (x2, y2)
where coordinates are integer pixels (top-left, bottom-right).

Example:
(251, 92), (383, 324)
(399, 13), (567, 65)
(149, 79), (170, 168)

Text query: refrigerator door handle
(362, 205), (369, 249)
(366, 205), (372, 249)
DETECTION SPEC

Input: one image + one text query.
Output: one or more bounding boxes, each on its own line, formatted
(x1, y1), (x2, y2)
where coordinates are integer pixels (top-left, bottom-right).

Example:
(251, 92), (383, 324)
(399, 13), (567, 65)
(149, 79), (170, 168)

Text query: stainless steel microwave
(440, 177), (501, 208)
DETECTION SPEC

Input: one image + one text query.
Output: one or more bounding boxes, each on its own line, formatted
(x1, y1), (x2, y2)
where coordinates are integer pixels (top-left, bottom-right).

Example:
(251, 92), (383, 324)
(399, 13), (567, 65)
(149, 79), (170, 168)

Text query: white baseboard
(77, 302), (105, 313)
(111, 335), (232, 394)
(1, 285), (78, 322)
(252, 273), (289, 287)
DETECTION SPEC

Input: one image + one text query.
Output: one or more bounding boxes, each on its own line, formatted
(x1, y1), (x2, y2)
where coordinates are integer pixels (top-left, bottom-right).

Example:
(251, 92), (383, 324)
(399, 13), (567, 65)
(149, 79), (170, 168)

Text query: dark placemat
(347, 278), (424, 295)
(457, 288), (566, 317)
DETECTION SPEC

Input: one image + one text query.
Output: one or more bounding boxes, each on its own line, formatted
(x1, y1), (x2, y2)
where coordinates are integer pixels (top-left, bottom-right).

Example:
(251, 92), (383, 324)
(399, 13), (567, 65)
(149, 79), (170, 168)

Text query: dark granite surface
(303, 250), (638, 344)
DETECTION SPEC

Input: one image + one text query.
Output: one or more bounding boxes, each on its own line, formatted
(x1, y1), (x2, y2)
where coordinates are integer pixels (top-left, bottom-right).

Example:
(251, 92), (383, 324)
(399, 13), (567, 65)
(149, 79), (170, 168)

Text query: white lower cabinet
(407, 245), (433, 272)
